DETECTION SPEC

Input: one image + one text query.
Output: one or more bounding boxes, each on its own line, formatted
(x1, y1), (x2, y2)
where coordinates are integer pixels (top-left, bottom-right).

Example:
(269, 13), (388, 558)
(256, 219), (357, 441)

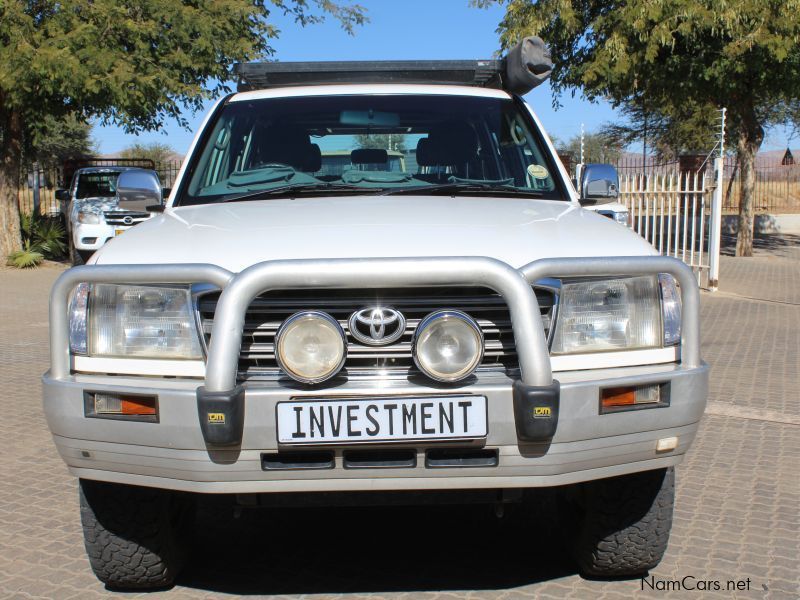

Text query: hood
(70, 196), (118, 221)
(93, 195), (655, 272)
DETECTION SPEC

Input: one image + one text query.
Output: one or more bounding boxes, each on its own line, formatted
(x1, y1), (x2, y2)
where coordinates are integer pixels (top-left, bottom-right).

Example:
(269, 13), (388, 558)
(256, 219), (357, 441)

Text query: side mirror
(579, 163), (620, 206)
(55, 189), (70, 202)
(117, 169), (162, 212)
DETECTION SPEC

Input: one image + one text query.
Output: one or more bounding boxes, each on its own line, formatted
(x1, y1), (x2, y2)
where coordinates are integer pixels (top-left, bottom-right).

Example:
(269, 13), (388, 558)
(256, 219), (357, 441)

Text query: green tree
(554, 131), (623, 165)
(27, 114), (96, 167)
(119, 142), (178, 166)
(354, 133), (407, 153)
(600, 100), (721, 161)
(0, 1), (366, 257)
(477, 0), (800, 256)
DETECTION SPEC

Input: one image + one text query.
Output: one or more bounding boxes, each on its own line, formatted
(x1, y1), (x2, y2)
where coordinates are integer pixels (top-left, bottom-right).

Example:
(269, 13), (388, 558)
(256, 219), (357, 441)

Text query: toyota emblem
(348, 308), (406, 346)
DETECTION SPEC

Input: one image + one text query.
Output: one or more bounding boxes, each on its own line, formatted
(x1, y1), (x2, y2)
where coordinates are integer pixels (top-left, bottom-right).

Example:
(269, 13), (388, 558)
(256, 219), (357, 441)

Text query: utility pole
(708, 107), (726, 291)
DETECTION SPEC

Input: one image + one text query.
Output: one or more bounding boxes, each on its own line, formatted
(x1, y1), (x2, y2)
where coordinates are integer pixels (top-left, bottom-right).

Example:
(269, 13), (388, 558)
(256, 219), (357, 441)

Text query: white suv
(43, 38), (707, 589)
(57, 166), (158, 264)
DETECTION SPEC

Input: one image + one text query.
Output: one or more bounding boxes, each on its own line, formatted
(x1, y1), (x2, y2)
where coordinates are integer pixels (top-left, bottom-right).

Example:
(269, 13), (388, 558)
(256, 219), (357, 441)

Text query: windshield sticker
(527, 164), (549, 179)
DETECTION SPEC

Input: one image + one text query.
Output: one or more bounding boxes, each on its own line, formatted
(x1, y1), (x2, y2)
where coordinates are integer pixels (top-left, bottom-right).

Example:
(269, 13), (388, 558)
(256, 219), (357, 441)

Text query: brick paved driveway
(1, 241), (798, 600)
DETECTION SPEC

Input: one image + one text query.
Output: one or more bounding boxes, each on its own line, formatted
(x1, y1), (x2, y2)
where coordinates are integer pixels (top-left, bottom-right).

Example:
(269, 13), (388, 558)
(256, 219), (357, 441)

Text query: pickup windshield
(178, 94), (566, 205)
(75, 172), (121, 199)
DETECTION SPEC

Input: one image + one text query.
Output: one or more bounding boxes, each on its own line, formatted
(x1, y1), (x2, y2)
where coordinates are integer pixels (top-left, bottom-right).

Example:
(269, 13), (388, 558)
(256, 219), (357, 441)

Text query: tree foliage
(4, 113), (97, 167)
(119, 142), (178, 165)
(354, 134), (407, 153)
(477, 0), (800, 255)
(600, 100), (721, 161)
(552, 131), (623, 165)
(0, 0), (367, 257)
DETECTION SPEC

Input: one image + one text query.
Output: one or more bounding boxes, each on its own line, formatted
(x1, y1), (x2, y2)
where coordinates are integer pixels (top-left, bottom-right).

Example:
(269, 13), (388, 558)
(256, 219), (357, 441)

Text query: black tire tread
(572, 467), (674, 577)
(79, 479), (192, 590)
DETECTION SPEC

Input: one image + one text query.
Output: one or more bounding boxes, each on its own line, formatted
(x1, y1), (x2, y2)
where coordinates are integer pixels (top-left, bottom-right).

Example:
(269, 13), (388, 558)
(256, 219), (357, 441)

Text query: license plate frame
(276, 395), (488, 446)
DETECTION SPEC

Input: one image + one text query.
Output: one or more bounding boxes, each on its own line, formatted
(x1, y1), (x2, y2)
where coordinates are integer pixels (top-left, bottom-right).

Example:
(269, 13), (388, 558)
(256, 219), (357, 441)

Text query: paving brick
(0, 240), (798, 599)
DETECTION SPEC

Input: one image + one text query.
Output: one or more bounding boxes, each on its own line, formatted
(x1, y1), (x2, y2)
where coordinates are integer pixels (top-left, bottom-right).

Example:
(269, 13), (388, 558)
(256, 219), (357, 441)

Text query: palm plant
(5, 213), (67, 268)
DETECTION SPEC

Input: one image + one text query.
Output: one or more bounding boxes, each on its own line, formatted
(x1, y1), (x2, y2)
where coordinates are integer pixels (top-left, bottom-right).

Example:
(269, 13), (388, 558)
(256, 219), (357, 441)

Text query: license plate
(277, 395), (488, 445)
(115, 229), (125, 236)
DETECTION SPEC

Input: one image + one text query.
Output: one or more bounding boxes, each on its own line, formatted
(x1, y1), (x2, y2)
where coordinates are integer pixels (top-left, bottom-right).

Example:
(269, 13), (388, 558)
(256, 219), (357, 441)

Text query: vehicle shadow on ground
(177, 497), (579, 595)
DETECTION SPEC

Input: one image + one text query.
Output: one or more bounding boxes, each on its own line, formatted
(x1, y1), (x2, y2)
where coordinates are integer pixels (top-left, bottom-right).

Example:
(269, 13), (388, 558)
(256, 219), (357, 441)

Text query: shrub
(5, 213), (67, 268)
(7, 241), (45, 269)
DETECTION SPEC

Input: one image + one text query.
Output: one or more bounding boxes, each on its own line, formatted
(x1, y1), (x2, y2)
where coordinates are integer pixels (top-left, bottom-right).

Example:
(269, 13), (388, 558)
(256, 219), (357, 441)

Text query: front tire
(79, 479), (195, 590)
(68, 236), (88, 266)
(565, 467), (674, 577)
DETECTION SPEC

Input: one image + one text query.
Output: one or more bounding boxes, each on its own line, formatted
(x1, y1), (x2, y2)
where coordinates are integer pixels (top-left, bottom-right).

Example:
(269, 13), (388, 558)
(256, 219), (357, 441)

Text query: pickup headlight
(69, 284), (202, 359)
(77, 208), (102, 224)
(551, 276), (663, 354)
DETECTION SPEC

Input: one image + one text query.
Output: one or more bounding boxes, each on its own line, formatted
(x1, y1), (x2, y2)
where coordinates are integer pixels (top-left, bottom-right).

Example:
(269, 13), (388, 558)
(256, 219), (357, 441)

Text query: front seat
(424, 121), (483, 179)
(248, 124), (321, 173)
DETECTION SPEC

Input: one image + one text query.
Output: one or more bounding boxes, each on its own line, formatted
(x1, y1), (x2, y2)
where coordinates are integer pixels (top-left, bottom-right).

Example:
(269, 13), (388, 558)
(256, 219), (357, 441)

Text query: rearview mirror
(55, 189), (70, 202)
(340, 110), (399, 127)
(117, 169), (162, 212)
(579, 163), (620, 205)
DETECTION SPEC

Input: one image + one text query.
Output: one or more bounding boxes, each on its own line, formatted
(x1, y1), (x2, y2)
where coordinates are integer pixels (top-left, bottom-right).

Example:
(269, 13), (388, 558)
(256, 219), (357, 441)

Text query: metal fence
(618, 169), (711, 286)
(17, 159), (183, 216)
(721, 158), (800, 213)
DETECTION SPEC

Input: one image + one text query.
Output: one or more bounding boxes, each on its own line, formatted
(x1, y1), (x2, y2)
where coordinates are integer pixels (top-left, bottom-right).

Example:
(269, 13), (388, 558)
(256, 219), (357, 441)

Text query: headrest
(416, 138), (435, 167)
(305, 143), (321, 172)
(351, 148), (388, 164)
(251, 124), (320, 172)
(420, 121), (480, 165)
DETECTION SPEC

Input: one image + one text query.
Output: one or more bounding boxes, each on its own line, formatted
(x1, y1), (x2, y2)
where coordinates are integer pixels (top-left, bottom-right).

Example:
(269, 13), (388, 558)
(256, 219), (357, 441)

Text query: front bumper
(72, 223), (121, 251)
(44, 256), (707, 493)
(43, 362), (708, 493)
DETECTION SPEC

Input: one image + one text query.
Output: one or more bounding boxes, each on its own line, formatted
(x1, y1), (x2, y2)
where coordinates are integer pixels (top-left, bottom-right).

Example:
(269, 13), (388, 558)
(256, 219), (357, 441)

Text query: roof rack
(234, 37), (552, 96)
(235, 60), (504, 92)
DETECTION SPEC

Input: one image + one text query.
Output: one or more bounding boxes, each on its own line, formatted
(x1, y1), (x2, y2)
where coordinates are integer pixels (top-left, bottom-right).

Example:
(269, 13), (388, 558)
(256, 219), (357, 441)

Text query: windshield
(75, 172), (120, 199)
(179, 94), (566, 205)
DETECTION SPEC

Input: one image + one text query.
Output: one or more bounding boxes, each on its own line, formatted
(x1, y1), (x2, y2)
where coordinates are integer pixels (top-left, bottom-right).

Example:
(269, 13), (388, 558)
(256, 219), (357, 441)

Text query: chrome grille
(197, 286), (556, 381)
(103, 210), (151, 226)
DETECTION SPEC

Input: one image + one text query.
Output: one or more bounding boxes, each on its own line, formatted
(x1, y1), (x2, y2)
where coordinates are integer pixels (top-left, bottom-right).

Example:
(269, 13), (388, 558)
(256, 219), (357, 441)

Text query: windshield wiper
(220, 183), (381, 203)
(379, 182), (545, 197)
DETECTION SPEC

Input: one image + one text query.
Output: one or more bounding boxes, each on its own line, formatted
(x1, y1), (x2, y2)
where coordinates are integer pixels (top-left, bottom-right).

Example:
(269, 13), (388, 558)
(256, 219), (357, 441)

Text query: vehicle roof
(230, 84), (512, 103)
(74, 166), (140, 175)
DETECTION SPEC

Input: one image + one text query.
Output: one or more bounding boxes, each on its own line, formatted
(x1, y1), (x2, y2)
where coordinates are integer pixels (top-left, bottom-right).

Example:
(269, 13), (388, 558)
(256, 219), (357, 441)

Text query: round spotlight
(413, 310), (484, 382)
(275, 311), (347, 384)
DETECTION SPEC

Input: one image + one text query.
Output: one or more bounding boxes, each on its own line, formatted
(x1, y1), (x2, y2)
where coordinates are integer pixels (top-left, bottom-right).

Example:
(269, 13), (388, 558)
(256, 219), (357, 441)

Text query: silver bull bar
(50, 255), (700, 388)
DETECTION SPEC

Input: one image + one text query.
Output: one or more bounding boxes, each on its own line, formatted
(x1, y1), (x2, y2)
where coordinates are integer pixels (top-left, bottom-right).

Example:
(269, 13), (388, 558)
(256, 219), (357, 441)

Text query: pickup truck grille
(103, 210), (151, 226)
(197, 286), (556, 381)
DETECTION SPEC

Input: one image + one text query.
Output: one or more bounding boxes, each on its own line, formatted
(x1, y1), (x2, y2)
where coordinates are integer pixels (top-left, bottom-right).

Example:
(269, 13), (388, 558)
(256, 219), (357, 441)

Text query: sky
(92, 0), (794, 156)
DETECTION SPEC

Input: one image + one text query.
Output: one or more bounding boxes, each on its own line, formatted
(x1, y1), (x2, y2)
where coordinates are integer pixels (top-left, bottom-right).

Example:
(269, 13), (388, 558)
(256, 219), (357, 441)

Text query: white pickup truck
(43, 38), (708, 589)
(56, 166), (158, 265)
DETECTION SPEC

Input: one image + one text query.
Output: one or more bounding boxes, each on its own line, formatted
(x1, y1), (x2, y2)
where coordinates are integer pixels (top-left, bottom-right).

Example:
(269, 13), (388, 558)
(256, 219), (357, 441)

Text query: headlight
(275, 311), (347, 383)
(659, 274), (681, 346)
(78, 209), (102, 224)
(551, 276), (662, 354)
(69, 284), (202, 359)
(613, 211), (630, 226)
(413, 310), (484, 382)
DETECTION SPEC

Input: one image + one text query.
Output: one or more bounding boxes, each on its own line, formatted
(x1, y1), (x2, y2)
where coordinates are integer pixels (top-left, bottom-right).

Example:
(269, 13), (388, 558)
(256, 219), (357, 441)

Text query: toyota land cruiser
(43, 37), (708, 589)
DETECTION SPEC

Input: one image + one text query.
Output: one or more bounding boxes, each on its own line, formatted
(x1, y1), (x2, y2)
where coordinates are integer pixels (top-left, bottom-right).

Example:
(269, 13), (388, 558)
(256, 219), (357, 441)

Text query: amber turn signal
(601, 386), (637, 407)
(86, 392), (158, 422)
(600, 384), (663, 413)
